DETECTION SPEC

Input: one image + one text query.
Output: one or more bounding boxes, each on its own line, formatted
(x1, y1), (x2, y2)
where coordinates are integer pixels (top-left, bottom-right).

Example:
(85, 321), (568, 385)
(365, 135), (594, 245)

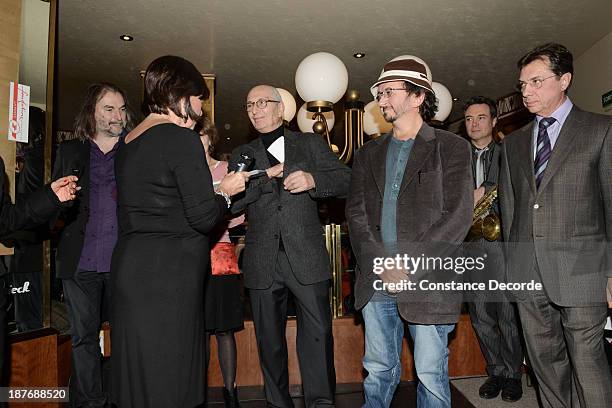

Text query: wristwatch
(215, 189), (231, 208)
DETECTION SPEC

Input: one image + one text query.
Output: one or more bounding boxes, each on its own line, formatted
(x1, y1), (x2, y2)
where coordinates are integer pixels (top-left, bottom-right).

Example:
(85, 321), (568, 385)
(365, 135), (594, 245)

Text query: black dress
(110, 123), (227, 408)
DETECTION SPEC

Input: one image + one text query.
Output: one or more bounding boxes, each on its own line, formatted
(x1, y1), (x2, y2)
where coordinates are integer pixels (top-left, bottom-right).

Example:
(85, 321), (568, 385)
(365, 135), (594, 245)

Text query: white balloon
(295, 52), (348, 104)
(296, 103), (335, 134)
(363, 101), (392, 136)
(432, 82), (453, 122)
(276, 88), (297, 122)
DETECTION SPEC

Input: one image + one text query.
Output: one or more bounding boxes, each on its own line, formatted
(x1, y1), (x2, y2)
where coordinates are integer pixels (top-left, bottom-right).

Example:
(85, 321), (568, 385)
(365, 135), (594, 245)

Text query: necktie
(534, 117), (556, 188)
(475, 148), (488, 188)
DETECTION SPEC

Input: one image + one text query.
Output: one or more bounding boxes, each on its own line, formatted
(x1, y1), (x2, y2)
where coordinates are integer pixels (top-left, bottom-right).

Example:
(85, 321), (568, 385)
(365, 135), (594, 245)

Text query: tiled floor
(451, 375), (539, 408)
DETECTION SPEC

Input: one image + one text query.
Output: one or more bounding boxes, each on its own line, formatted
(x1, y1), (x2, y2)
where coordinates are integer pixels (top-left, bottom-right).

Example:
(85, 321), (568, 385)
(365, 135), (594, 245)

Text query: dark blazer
(471, 141), (501, 190)
(51, 139), (92, 279)
(346, 123), (473, 324)
(229, 128), (351, 290)
(500, 106), (612, 305)
(0, 157), (61, 276)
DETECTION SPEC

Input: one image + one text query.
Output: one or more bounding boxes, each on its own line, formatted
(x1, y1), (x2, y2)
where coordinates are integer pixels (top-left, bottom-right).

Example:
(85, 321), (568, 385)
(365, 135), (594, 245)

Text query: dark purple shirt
(77, 140), (119, 273)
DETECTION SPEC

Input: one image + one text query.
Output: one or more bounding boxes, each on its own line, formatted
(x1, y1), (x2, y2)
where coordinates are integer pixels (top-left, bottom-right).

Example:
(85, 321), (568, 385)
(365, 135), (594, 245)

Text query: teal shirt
(381, 136), (415, 247)
(373, 136), (414, 301)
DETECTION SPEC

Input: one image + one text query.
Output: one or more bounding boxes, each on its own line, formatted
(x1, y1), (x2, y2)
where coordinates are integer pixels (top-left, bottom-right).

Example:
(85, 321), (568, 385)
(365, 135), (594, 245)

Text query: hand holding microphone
(218, 171), (249, 197)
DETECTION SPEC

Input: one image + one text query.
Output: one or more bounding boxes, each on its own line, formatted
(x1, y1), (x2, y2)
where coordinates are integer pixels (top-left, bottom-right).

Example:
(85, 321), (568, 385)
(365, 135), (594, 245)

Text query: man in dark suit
(500, 43), (612, 407)
(346, 56), (473, 407)
(53, 83), (134, 408)
(229, 85), (350, 408)
(463, 96), (523, 402)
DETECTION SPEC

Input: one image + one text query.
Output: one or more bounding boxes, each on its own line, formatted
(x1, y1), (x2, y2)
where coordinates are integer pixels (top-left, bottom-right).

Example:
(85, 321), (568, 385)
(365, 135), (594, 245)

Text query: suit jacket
(0, 157), (60, 276)
(229, 128), (351, 290)
(471, 140), (501, 190)
(500, 106), (612, 305)
(52, 139), (93, 279)
(346, 123), (473, 324)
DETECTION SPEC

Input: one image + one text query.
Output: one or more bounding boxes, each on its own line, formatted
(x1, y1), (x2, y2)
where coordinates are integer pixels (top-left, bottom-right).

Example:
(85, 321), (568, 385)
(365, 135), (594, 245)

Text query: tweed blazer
(500, 106), (612, 305)
(229, 128), (351, 290)
(346, 123), (473, 324)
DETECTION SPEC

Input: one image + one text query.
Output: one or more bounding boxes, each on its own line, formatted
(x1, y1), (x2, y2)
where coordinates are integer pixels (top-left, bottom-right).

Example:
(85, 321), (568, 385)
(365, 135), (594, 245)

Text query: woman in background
(198, 120), (244, 408)
(110, 55), (247, 408)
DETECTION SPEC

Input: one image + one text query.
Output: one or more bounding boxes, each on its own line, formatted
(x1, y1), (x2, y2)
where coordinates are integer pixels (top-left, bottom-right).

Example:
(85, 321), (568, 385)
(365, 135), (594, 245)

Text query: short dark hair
(73, 83), (135, 141)
(404, 81), (438, 121)
(517, 43), (573, 91)
(143, 55), (209, 123)
(462, 96), (497, 118)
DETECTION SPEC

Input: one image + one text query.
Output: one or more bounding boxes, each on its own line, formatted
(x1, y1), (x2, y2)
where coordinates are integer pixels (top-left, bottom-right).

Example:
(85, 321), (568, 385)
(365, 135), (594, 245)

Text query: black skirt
(205, 273), (244, 332)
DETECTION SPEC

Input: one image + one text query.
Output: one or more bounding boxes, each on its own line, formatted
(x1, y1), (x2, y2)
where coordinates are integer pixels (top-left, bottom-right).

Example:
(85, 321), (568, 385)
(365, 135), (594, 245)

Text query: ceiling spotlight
(452, 97), (459, 101)
(353, 53), (365, 59)
(120, 34), (134, 41)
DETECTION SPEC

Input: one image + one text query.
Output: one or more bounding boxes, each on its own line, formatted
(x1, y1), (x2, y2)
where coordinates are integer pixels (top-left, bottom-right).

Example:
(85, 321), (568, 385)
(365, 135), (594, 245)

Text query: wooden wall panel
(9, 328), (62, 408)
(207, 314), (486, 386)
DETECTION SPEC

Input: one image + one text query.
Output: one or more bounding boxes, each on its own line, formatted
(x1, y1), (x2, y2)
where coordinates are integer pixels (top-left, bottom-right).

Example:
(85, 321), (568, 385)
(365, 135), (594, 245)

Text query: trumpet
(467, 185), (500, 242)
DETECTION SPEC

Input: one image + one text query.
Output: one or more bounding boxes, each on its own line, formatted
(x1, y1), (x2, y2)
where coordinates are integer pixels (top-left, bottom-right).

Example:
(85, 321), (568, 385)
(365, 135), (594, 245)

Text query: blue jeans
(362, 297), (455, 407)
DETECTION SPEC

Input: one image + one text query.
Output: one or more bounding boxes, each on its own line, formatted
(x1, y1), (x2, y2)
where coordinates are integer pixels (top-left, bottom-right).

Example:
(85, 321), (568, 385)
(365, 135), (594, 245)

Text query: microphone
(235, 152), (253, 172)
(233, 147), (266, 179)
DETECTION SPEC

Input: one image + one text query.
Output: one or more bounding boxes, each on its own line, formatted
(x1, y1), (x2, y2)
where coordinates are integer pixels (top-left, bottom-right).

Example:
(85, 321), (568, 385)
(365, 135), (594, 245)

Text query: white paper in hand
(267, 136), (285, 163)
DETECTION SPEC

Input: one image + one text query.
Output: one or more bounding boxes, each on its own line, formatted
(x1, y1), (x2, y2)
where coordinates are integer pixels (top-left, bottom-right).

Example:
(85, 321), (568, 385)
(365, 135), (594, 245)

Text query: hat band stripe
(378, 69), (428, 81)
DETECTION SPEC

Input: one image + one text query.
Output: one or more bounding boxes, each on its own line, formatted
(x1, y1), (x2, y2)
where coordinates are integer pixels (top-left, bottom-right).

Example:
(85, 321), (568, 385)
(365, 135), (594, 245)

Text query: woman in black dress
(110, 55), (247, 408)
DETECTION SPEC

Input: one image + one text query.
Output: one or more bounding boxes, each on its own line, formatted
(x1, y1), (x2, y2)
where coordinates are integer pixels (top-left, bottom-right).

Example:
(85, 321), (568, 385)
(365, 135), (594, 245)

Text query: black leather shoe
(479, 376), (504, 399)
(223, 386), (241, 408)
(501, 378), (523, 402)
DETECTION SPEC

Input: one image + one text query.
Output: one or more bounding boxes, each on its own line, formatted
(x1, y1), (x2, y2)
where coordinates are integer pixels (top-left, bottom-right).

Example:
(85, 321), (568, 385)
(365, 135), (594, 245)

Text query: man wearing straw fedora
(347, 56), (473, 407)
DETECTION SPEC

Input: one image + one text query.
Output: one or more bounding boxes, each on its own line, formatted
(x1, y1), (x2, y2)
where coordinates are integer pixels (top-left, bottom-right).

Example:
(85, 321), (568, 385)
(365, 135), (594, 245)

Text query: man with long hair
(347, 56), (473, 407)
(53, 82), (134, 407)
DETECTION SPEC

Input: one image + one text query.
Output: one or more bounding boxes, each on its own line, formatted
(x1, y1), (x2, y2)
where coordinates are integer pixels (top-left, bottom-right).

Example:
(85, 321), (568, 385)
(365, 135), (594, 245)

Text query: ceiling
(55, 0), (612, 153)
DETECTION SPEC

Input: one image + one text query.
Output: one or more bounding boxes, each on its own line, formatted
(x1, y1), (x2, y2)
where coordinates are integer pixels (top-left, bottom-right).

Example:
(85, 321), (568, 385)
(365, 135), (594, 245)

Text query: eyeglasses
(244, 98), (280, 112)
(516, 75), (558, 92)
(375, 88), (408, 102)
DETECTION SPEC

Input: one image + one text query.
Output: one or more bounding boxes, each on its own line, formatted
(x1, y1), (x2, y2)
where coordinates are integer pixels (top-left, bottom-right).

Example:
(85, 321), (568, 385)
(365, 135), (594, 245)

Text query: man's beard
(382, 110), (397, 123)
(99, 120), (125, 137)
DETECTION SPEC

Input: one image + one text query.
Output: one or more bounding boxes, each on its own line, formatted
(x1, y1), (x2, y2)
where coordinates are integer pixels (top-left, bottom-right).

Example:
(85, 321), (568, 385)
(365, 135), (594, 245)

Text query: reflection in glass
(5, 0), (53, 334)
